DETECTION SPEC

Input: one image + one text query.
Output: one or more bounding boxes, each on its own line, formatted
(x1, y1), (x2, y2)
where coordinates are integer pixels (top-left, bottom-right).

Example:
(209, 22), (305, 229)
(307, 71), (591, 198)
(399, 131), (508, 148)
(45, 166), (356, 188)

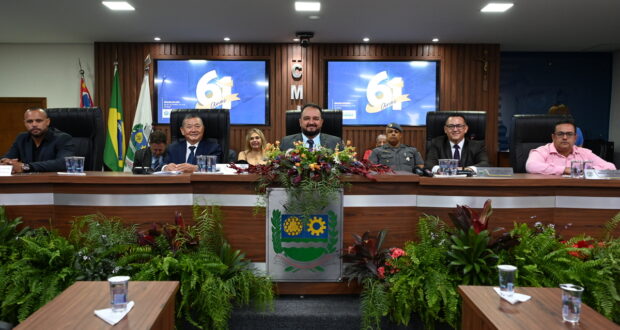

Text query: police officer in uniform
(369, 123), (424, 172)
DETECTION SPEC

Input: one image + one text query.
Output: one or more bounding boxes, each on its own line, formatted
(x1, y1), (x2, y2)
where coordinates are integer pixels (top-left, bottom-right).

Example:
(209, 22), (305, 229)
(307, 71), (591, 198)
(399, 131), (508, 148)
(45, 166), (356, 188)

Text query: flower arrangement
(232, 140), (392, 216)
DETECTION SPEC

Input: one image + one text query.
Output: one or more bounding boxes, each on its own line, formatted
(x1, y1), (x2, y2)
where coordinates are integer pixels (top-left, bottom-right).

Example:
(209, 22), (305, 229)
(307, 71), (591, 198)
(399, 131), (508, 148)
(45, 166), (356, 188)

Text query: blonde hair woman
(237, 128), (268, 165)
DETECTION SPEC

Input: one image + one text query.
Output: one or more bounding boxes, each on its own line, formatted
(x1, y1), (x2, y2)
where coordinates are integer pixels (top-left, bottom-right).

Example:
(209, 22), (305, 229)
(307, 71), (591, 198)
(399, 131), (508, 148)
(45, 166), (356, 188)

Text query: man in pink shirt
(526, 120), (616, 175)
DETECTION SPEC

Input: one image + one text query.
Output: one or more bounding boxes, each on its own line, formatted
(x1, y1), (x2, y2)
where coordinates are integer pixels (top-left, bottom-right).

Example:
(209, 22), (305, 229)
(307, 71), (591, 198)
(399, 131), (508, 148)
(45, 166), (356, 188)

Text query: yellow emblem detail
(307, 217), (326, 236)
(283, 216), (303, 236)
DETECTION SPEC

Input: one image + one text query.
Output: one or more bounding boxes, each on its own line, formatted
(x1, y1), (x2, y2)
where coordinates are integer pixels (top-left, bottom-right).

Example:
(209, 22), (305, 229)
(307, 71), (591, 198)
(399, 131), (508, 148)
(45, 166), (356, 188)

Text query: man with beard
(1, 108), (75, 173)
(370, 122), (424, 172)
(132, 130), (168, 172)
(526, 119), (615, 175)
(279, 103), (343, 151)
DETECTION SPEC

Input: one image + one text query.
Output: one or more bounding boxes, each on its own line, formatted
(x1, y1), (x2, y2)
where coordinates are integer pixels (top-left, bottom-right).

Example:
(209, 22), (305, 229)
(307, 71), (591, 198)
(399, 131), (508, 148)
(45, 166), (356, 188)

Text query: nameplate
(0, 165), (11, 176)
(476, 167), (514, 177)
(584, 169), (620, 180)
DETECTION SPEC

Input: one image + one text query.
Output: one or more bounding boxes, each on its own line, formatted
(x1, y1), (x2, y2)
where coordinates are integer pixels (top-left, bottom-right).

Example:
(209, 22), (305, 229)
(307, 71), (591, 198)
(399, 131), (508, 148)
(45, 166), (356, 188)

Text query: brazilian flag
(103, 64), (126, 171)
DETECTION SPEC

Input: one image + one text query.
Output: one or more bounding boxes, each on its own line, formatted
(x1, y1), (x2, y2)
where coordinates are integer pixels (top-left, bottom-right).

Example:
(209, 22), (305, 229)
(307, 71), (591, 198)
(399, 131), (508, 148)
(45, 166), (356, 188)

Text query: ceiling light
(432, 38), (439, 42)
(308, 15), (320, 19)
(153, 37), (161, 41)
(295, 1), (321, 12)
(362, 37), (370, 42)
(224, 37), (231, 41)
(102, 1), (135, 11)
(293, 38), (300, 42)
(481, 3), (513, 13)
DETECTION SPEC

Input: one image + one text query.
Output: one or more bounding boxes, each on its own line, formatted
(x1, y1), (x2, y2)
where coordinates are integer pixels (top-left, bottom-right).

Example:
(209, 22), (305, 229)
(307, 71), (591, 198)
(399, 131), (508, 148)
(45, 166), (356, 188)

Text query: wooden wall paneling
(95, 42), (500, 166)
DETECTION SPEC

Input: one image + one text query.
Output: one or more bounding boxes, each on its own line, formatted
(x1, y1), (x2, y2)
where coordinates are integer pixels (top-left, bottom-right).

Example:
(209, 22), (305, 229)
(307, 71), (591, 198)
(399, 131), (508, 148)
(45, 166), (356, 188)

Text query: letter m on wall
(291, 85), (303, 100)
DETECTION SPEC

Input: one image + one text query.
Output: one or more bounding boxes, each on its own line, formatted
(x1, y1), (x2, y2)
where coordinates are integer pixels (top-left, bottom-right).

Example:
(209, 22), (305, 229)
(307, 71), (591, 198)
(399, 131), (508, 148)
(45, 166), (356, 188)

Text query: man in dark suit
(424, 115), (490, 171)
(132, 130), (168, 172)
(279, 103), (343, 151)
(1, 108), (75, 173)
(163, 114), (222, 173)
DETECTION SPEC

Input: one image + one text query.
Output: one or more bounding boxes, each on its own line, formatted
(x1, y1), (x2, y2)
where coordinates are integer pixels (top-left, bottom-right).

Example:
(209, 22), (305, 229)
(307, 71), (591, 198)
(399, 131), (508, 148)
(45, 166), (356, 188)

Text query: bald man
(1, 108), (75, 173)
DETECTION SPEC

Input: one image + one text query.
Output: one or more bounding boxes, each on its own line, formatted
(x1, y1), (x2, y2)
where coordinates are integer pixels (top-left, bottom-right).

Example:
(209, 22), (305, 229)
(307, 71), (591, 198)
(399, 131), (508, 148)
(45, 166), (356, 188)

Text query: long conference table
(2, 172), (619, 294)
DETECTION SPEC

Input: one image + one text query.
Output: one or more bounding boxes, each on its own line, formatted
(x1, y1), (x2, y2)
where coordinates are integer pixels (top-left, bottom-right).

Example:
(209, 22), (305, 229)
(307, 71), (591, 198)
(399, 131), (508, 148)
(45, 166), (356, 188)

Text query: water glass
(498, 265), (517, 297)
(108, 276), (130, 312)
(73, 156), (85, 173)
(438, 159), (451, 175)
(560, 283), (584, 323)
(64, 157), (75, 173)
(206, 155), (217, 172)
(449, 159), (459, 175)
(582, 160), (593, 171)
(570, 160), (584, 178)
(196, 155), (208, 172)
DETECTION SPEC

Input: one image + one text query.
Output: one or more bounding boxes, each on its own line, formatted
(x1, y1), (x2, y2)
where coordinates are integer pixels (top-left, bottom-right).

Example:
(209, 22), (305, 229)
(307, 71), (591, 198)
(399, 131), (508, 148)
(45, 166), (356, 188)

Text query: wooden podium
(15, 281), (179, 329)
(458, 285), (618, 330)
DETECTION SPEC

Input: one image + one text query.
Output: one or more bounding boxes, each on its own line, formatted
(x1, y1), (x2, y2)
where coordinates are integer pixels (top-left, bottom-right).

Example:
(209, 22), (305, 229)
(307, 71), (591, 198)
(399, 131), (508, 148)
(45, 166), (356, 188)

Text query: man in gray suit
(279, 103), (343, 151)
(424, 115), (489, 170)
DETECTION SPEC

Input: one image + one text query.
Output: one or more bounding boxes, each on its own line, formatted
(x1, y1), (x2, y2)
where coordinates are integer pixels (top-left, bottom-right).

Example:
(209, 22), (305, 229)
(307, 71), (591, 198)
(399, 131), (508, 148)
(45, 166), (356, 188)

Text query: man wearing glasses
(526, 119), (615, 175)
(425, 115), (489, 171)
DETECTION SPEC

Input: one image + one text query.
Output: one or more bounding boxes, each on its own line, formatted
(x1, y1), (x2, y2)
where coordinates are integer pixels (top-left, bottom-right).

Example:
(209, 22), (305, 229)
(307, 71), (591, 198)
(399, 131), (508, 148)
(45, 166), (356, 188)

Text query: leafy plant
(231, 141), (392, 217)
(446, 228), (498, 285)
(0, 227), (77, 323)
(342, 230), (389, 284)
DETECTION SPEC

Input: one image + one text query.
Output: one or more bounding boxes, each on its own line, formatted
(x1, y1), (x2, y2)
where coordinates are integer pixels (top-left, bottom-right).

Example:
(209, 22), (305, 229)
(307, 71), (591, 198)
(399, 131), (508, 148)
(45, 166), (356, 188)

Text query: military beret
(386, 122), (402, 132)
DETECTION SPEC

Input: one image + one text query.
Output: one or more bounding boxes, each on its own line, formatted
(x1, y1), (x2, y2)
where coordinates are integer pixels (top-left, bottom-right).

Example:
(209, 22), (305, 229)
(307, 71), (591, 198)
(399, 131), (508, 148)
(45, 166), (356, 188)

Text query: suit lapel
(442, 138), (452, 159)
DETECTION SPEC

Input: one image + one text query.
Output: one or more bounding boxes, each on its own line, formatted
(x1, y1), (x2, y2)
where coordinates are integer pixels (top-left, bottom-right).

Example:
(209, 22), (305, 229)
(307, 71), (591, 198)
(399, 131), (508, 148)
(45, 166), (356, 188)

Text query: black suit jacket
(133, 148), (167, 171)
(279, 133), (343, 151)
(2, 128), (75, 172)
(164, 139), (223, 165)
(424, 136), (490, 169)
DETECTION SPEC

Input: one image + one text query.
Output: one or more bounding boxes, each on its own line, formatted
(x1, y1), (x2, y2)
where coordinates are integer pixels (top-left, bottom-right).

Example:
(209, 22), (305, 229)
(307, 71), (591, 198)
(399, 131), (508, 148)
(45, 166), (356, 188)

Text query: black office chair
(510, 114), (573, 173)
(169, 109), (230, 162)
(425, 111), (486, 151)
(46, 107), (105, 171)
(285, 109), (343, 138)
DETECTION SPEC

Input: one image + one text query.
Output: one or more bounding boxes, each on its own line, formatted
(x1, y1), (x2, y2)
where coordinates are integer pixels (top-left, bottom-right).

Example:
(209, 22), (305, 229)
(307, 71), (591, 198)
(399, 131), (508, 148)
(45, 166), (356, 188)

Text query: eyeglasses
(445, 124), (466, 130)
(554, 132), (575, 138)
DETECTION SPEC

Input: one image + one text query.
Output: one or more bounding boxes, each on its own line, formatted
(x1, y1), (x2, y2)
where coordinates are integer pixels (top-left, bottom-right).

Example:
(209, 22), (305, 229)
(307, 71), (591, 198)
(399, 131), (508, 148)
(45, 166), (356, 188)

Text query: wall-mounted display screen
(327, 61), (438, 126)
(155, 60), (269, 124)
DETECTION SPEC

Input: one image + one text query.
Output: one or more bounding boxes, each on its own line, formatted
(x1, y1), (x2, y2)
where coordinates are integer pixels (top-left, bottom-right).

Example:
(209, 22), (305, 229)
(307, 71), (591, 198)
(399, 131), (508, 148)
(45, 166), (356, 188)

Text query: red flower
(377, 266), (385, 279)
(390, 247), (406, 259)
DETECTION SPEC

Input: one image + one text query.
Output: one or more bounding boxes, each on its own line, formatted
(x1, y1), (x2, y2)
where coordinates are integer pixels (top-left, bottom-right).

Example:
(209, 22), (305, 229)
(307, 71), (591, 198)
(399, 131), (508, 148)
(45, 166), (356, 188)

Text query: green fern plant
(0, 227), (77, 324)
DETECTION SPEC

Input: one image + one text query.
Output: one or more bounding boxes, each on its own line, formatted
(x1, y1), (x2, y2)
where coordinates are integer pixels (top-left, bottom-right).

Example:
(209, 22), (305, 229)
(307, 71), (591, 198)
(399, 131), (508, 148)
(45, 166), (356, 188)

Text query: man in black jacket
(132, 130), (168, 172)
(1, 108), (75, 173)
(424, 115), (489, 170)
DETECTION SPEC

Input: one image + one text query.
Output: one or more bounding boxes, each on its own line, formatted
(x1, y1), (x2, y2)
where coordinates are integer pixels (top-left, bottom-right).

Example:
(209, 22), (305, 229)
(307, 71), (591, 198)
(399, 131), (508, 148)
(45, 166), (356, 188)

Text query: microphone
(132, 148), (153, 175)
(414, 167), (434, 177)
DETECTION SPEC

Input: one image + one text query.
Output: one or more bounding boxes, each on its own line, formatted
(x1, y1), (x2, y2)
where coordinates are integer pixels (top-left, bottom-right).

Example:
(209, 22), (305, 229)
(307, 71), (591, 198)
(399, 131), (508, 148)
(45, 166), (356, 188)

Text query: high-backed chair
(425, 111), (486, 151)
(46, 107), (105, 171)
(510, 114), (573, 173)
(169, 109), (230, 162)
(285, 109), (343, 138)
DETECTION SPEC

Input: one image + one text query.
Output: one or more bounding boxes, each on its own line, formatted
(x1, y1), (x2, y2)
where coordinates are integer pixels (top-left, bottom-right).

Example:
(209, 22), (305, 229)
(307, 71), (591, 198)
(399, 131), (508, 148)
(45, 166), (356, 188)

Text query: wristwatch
(21, 163), (31, 173)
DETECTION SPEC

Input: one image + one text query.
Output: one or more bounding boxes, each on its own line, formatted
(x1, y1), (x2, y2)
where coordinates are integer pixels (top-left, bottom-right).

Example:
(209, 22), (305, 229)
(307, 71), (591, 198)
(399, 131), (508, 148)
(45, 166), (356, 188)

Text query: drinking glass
(449, 159), (459, 176)
(206, 155), (217, 172)
(498, 265), (517, 297)
(108, 276), (130, 312)
(73, 156), (85, 173)
(196, 155), (208, 172)
(64, 157), (75, 173)
(438, 159), (450, 176)
(560, 283), (584, 323)
(570, 160), (584, 178)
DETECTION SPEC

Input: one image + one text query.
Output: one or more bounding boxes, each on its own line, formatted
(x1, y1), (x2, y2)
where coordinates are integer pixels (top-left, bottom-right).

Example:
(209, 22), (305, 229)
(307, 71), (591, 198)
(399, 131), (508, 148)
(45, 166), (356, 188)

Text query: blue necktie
(308, 139), (314, 151)
(453, 145), (461, 166)
(151, 157), (162, 170)
(187, 146), (196, 164)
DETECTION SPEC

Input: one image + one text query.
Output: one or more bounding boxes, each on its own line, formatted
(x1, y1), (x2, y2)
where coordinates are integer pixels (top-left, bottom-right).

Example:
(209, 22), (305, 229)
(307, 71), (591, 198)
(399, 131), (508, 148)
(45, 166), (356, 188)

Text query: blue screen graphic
(327, 61), (438, 126)
(155, 60), (268, 124)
